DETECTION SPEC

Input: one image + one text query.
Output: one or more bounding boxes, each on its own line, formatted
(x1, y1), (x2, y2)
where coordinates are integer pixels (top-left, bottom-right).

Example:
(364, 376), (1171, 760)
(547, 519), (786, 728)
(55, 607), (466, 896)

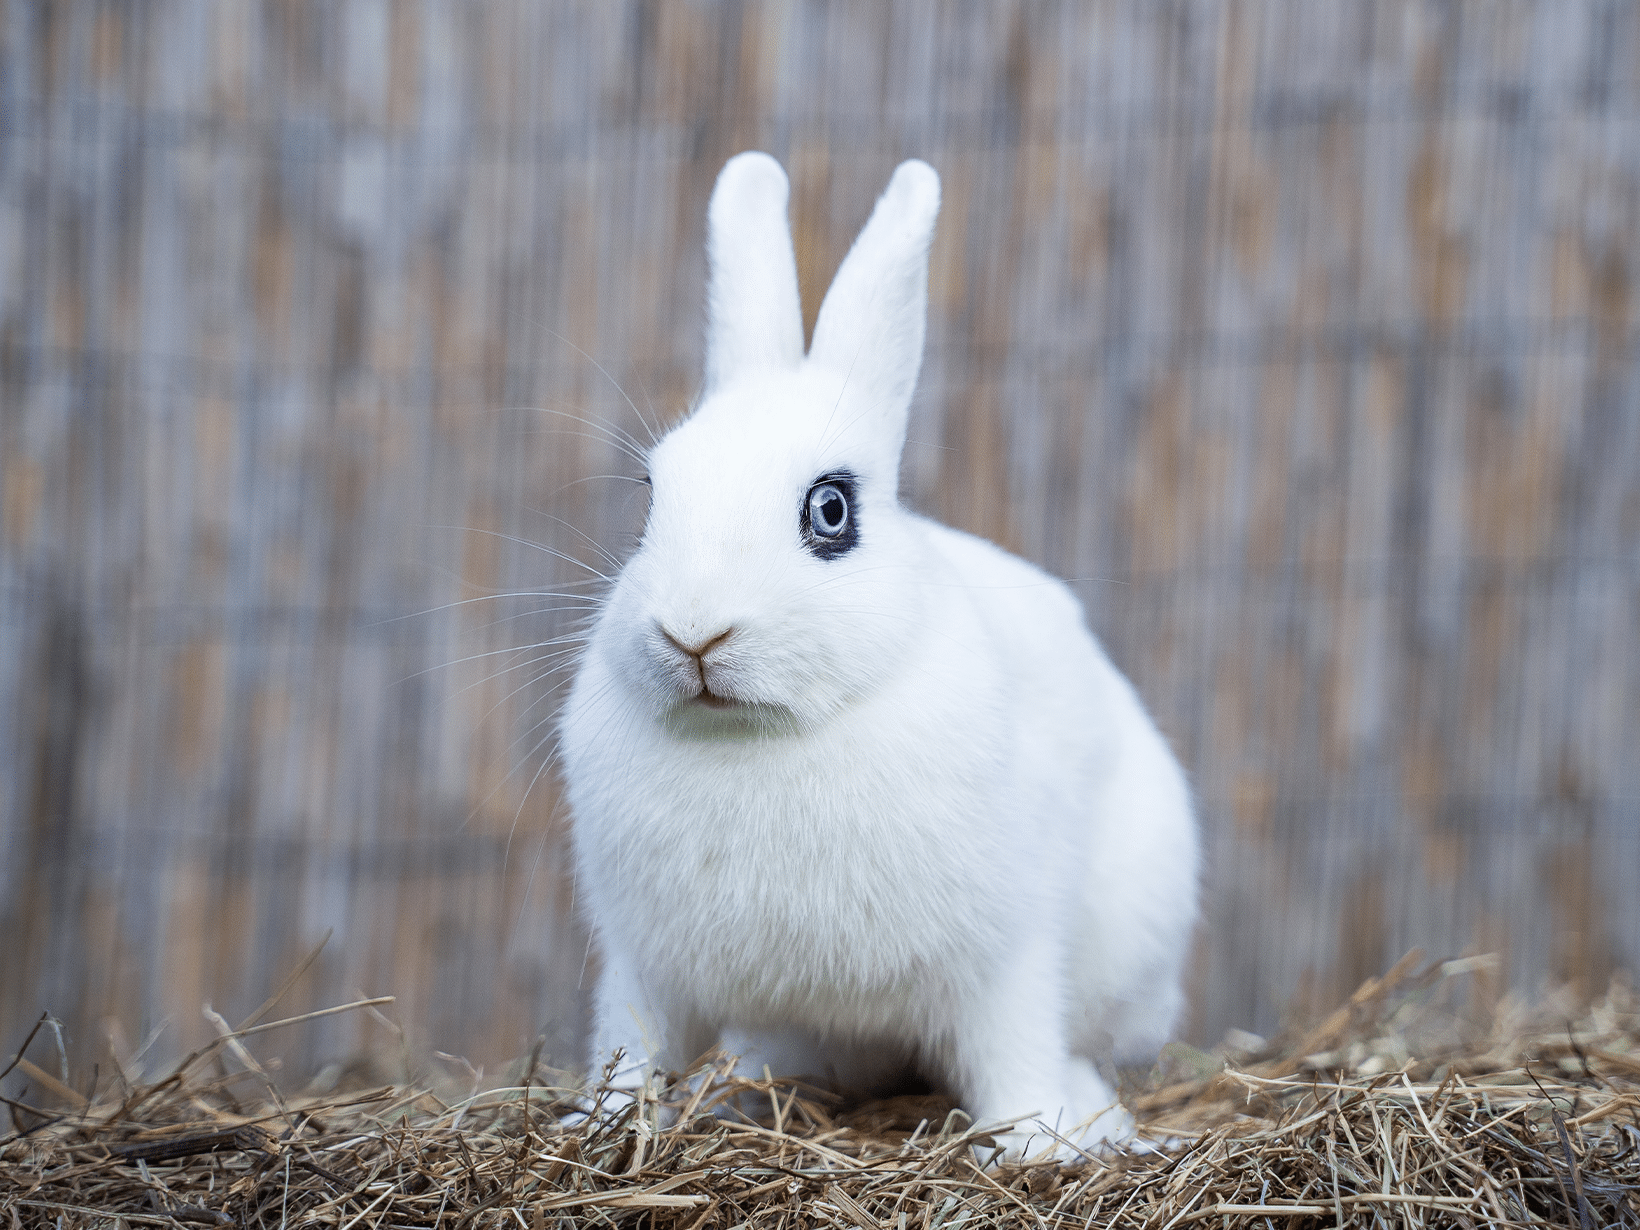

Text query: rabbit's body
(568, 514), (1192, 1050)
(561, 154), (1197, 1152)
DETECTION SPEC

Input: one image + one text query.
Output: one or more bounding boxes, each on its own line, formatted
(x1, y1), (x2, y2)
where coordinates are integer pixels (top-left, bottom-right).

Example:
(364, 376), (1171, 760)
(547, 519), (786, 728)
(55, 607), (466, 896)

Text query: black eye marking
(801, 471), (860, 560)
(634, 472), (655, 543)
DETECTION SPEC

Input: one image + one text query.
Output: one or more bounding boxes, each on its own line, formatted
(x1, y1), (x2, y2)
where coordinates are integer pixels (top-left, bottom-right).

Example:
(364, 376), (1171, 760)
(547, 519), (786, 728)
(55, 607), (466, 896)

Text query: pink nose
(659, 625), (734, 660)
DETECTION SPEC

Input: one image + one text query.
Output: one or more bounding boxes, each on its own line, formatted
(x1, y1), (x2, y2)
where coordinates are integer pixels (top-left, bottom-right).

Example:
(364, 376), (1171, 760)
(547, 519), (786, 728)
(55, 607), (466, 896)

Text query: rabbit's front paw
(976, 1057), (1135, 1160)
(989, 1101), (1134, 1161)
(561, 1075), (686, 1133)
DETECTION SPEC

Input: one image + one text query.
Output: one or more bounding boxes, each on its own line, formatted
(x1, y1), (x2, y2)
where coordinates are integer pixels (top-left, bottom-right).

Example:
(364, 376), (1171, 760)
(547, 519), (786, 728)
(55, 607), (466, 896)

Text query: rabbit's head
(593, 153), (942, 731)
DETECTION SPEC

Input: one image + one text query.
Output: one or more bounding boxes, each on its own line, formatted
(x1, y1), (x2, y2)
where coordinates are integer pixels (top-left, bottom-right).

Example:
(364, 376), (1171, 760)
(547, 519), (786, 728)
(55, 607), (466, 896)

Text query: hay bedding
(4, 955), (1638, 1229)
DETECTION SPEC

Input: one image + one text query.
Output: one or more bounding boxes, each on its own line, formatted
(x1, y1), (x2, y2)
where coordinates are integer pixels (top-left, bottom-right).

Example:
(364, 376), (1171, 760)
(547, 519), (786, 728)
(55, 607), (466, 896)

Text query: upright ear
(807, 160), (940, 444)
(703, 152), (806, 396)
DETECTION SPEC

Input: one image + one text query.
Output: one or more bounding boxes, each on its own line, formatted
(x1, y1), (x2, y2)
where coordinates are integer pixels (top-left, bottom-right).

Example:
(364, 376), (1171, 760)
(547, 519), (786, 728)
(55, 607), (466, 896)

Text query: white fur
(559, 152), (1199, 1156)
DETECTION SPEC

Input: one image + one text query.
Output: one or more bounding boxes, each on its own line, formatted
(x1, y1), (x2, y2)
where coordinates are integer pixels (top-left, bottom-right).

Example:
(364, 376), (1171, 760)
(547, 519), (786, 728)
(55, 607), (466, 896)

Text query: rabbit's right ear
(807, 161), (940, 451)
(703, 152), (806, 396)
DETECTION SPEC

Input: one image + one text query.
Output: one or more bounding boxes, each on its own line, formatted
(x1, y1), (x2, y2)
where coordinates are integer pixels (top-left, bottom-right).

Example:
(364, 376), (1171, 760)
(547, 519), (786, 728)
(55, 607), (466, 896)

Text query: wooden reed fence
(1, 0), (1636, 1087)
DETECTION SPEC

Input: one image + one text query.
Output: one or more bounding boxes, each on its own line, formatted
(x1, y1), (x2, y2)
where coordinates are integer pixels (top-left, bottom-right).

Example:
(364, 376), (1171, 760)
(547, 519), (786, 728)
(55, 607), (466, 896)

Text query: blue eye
(808, 483), (848, 537)
(802, 472), (859, 560)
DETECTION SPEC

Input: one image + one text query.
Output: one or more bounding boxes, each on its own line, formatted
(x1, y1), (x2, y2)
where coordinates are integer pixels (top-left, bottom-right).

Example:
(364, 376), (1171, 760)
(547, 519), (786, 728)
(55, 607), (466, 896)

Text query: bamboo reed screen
(2, 2), (1637, 1087)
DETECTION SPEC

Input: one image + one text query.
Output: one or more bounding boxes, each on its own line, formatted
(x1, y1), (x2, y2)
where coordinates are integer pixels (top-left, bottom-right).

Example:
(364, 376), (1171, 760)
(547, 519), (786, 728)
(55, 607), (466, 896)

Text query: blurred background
(2, 1), (1637, 1090)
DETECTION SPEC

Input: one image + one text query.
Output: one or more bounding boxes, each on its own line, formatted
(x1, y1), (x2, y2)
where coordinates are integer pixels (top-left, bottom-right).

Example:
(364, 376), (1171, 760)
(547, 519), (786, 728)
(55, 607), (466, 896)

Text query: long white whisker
(366, 588), (600, 642)
(511, 405), (650, 466)
(467, 655), (581, 745)
(552, 473), (652, 495)
(505, 398), (650, 453)
(520, 509), (627, 571)
(499, 678), (580, 764)
(509, 823), (557, 949)
(620, 357), (666, 446)
(425, 524), (614, 584)
(382, 591), (602, 629)
(461, 605), (603, 637)
(521, 321), (656, 453)
(447, 644), (585, 704)
(454, 668), (572, 838)
(504, 728), (568, 868)
(407, 633), (589, 684)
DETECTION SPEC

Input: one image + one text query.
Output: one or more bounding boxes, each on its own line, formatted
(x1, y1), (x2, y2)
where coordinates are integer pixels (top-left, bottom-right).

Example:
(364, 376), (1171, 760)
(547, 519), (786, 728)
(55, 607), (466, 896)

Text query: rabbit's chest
(580, 716), (1020, 1013)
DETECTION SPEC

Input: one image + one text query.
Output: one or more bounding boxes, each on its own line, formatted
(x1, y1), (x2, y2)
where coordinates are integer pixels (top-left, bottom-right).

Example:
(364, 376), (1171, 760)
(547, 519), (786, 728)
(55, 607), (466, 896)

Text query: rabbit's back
(917, 518), (1199, 1057)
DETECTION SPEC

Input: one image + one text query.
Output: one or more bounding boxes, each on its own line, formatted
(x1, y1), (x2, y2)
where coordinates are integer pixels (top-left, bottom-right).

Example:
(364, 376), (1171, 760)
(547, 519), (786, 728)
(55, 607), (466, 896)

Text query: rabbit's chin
(637, 655), (874, 735)
(657, 691), (822, 740)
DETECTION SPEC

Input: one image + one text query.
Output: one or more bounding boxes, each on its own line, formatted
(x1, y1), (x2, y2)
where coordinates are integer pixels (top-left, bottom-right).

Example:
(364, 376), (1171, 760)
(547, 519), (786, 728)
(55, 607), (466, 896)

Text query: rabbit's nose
(659, 624), (734, 661)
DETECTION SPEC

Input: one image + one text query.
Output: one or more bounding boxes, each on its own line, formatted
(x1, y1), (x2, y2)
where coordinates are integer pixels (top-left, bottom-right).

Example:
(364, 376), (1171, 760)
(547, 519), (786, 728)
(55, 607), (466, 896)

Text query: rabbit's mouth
(693, 687), (738, 710)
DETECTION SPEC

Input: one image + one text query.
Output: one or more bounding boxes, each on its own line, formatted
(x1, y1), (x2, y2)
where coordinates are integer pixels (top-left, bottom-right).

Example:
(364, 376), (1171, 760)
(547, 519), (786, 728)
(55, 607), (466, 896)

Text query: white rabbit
(559, 152), (1198, 1155)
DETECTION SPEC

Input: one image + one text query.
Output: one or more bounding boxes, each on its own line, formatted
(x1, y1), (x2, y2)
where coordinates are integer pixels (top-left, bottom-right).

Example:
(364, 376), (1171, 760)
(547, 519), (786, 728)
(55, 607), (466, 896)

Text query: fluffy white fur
(560, 151), (1199, 1155)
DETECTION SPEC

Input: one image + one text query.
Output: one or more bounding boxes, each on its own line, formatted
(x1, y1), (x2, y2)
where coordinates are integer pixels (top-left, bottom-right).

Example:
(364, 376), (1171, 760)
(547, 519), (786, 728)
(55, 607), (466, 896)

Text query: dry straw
(4, 952), (1637, 1229)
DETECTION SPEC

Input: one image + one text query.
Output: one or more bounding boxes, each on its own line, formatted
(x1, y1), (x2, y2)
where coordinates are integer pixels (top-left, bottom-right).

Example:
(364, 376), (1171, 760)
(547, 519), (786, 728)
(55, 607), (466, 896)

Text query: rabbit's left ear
(808, 161), (941, 448)
(703, 152), (806, 396)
